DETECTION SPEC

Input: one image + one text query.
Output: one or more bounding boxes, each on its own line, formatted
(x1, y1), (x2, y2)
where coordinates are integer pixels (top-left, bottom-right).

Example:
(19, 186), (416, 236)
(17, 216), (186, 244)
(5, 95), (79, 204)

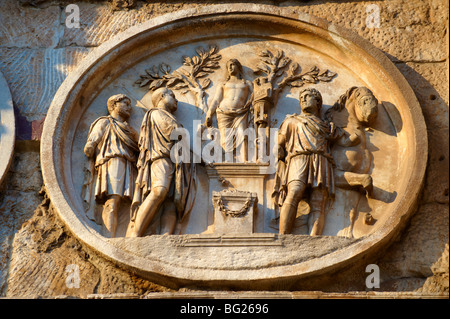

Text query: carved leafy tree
(279, 64), (337, 89)
(253, 49), (337, 106)
(135, 46), (221, 112)
(254, 49), (291, 85)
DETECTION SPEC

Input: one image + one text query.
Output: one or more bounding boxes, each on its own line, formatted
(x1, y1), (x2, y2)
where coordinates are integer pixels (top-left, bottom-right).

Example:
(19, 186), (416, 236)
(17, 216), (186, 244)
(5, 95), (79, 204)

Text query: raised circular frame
(41, 5), (427, 289)
(0, 71), (15, 188)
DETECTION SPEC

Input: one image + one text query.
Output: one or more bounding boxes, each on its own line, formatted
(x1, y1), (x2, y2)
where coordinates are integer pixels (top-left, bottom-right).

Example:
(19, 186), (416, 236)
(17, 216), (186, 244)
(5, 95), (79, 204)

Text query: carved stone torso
(279, 113), (333, 158)
(86, 116), (139, 167)
(139, 108), (182, 161)
(219, 79), (252, 113)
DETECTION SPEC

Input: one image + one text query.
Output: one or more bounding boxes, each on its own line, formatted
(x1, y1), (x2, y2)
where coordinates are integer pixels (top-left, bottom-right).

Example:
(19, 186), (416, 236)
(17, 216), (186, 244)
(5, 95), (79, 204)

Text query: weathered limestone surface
(0, 0), (448, 297)
(5, 190), (169, 297)
(0, 146), (42, 295)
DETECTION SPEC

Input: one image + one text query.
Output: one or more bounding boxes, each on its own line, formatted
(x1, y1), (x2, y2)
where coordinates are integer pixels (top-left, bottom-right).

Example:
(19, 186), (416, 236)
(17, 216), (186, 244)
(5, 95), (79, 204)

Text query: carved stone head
(107, 94), (132, 120)
(226, 59), (244, 80)
(299, 88), (322, 116)
(152, 87), (178, 113)
(353, 87), (378, 126)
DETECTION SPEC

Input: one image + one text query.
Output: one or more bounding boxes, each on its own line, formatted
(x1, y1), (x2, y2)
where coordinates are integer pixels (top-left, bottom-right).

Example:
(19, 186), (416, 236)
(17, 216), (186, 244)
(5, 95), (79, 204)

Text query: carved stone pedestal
(206, 163), (271, 233)
(212, 189), (257, 234)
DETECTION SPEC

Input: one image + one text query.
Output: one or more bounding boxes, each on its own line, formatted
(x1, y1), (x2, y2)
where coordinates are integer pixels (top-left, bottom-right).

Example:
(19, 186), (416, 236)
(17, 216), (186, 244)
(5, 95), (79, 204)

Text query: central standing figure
(205, 59), (253, 163)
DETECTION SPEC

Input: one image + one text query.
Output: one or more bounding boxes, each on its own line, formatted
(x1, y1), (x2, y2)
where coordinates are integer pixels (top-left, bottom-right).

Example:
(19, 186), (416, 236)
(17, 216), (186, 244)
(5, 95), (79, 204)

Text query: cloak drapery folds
(82, 116), (139, 215)
(216, 106), (249, 153)
(272, 113), (340, 207)
(131, 108), (196, 222)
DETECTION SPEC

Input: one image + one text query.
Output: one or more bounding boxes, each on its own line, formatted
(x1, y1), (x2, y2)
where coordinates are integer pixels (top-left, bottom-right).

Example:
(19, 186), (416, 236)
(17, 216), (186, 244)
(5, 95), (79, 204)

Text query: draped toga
(131, 108), (196, 222)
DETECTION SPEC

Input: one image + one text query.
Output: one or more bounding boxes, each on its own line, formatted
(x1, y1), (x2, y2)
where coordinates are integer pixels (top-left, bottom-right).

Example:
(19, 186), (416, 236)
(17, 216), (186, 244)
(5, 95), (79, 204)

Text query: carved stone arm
(334, 130), (361, 147)
(347, 132), (361, 146)
(244, 80), (254, 107)
(84, 143), (96, 158)
(326, 122), (359, 147)
(277, 133), (286, 160)
(84, 118), (108, 157)
(205, 84), (223, 127)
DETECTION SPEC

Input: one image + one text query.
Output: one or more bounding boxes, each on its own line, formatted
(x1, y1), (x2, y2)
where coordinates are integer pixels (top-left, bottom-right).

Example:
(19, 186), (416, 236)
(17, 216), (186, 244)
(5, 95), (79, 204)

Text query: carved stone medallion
(0, 71), (15, 188)
(41, 5), (427, 288)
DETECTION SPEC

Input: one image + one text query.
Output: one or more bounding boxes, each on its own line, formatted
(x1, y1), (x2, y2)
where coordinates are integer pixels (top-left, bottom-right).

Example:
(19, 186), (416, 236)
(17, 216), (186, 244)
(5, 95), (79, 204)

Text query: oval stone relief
(41, 5), (427, 288)
(0, 71), (15, 188)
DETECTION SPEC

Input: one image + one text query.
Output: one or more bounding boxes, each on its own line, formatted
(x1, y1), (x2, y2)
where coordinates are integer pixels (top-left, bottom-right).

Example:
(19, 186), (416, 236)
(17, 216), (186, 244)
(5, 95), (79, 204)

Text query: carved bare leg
(235, 128), (247, 164)
(279, 181), (306, 234)
(126, 186), (168, 237)
(362, 175), (373, 198)
(279, 202), (297, 234)
(160, 201), (177, 235)
(309, 211), (324, 236)
(102, 195), (121, 238)
(335, 170), (373, 197)
(309, 188), (328, 236)
(347, 208), (356, 238)
(348, 194), (363, 238)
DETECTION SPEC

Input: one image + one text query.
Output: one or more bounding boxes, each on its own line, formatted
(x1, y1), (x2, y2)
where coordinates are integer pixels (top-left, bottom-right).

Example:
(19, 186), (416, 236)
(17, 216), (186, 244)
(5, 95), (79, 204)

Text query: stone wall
(0, 0), (448, 297)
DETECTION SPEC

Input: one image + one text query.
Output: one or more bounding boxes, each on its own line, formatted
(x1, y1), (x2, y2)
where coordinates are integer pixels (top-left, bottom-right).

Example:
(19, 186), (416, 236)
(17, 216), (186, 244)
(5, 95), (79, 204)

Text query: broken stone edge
(40, 4), (428, 289)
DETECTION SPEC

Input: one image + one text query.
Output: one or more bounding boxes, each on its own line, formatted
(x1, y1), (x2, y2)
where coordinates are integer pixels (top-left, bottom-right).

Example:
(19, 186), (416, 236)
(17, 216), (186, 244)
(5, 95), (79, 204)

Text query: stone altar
(212, 189), (258, 234)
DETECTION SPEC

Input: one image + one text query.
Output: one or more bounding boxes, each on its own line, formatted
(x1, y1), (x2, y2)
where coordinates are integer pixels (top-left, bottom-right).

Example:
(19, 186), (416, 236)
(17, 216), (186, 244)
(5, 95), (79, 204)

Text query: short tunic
(278, 113), (338, 194)
(85, 116), (139, 202)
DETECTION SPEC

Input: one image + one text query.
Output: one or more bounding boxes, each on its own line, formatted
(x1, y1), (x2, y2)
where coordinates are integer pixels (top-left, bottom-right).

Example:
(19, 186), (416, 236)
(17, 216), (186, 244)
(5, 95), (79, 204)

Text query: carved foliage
(213, 190), (256, 218)
(135, 46), (221, 112)
(254, 49), (337, 92)
(216, 196), (253, 218)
